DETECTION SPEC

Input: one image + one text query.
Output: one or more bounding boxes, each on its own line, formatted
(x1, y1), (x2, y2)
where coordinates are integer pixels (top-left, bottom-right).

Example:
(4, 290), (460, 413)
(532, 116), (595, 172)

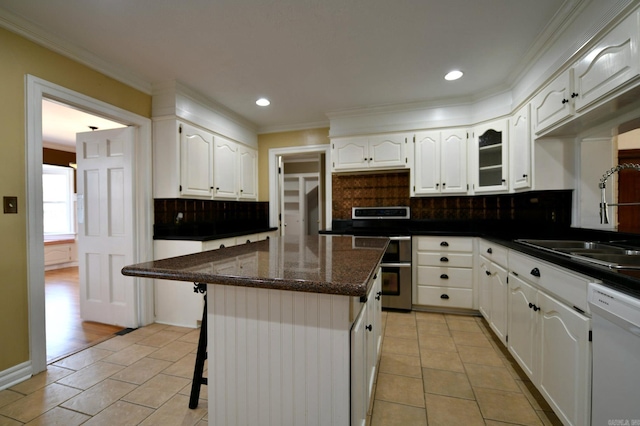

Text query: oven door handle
(387, 236), (411, 241)
(380, 262), (412, 268)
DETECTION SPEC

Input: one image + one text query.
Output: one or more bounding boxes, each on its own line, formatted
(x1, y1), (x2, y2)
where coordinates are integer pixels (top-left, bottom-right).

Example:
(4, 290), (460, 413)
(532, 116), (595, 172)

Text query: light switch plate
(3, 196), (17, 214)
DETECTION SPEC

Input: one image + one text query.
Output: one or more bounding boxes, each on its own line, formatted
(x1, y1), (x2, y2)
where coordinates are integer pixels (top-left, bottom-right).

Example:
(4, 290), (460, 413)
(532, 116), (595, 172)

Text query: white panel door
(413, 131), (440, 195)
(440, 129), (467, 194)
(213, 136), (238, 199)
(238, 145), (257, 199)
(510, 103), (531, 190)
(179, 122), (213, 198)
(77, 127), (137, 327)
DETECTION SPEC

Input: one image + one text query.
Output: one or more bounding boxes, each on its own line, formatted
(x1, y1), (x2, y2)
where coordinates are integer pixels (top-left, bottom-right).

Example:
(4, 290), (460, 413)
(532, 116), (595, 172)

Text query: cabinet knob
(365, 324), (373, 332)
(534, 305), (540, 312)
(562, 99), (569, 104)
(216, 187), (220, 191)
(376, 291), (382, 300)
(440, 241), (449, 247)
(442, 183), (446, 188)
(436, 183), (439, 188)
(487, 248), (493, 254)
(440, 294), (450, 300)
(530, 267), (541, 277)
(523, 174), (528, 178)
(440, 257), (449, 262)
(571, 92), (579, 98)
(440, 274), (449, 279)
(246, 239), (251, 244)
(529, 302), (534, 309)
(501, 179), (506, 183)
(219, 244), (225, 248)
(485, 270), (491, 276)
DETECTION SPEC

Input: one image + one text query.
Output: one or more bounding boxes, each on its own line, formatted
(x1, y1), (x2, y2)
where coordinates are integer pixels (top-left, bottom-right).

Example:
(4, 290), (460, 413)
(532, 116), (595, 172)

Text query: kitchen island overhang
(122, 235), (388, 426)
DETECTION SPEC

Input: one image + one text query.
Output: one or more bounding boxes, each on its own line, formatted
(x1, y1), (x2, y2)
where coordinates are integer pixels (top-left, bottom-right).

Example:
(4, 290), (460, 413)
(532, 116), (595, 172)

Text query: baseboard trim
(0, 361), (32, 391)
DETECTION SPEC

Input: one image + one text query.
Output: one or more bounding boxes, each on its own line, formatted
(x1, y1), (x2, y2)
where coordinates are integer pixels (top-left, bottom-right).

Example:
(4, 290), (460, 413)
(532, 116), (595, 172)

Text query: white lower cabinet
(413, 236), (474, 309)
(507, 262), (591, 426)
(478, 255), (508, 345)
(351, 269), (382, 426)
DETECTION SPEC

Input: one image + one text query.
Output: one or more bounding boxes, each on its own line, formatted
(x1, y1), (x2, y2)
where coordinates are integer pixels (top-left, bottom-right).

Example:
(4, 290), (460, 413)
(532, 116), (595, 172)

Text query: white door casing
(77, 127), (137, 327)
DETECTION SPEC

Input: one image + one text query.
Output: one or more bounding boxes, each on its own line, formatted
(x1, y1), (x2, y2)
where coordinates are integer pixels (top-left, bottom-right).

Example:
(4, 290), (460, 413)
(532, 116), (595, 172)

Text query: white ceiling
(2, 0), (573, 134)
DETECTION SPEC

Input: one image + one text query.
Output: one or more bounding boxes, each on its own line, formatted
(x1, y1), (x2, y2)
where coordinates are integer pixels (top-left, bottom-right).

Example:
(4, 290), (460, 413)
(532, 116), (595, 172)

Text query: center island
(122, 234), (388, 426)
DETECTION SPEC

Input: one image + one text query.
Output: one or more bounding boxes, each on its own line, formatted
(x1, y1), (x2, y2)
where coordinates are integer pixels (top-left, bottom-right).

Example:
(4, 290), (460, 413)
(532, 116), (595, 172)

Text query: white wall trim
(0, 361), (32, 391)
(269, 145), (332, 231)
(25, 75), (154, 374)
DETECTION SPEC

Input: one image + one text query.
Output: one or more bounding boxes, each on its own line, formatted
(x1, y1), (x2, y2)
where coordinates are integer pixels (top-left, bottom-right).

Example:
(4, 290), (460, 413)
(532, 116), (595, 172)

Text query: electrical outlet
(3, 196), (17, 214)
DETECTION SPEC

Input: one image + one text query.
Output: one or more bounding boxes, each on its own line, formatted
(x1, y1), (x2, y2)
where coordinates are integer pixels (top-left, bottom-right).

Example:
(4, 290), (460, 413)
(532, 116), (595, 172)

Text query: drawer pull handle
(440, 241), (449, 247)
(487, 248), (492, 254)
(530, 267), (540, 277)
(485, 270), (491, 276)
(440, 294), (449, 300)
(365, 324), (373, 332)
(440, 257), (449, 262)
(219, 244), (225, 249)
(440, 274), (449, 279)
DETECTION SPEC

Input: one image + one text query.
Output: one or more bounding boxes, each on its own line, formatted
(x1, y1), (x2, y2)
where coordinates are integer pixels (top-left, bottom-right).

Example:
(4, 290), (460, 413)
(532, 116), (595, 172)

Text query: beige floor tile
(384, 323), (417, 340)
(465, 363), (521, 392)
(177, 328), (202, 344)
(147, 340), (198, 362)
(82, 401), (154, 426)
(457, 345), (505, 367)
(0, 414), (22, 425)
(422, 368), (474, 400)
(93, 334), (139, 351)
(379, 353), (422, 378)
(414, 311), (446, 323)
(129, 323), (169, 336)
(60, 379), (136, 416)
(445, 313), (478, 322)
(0, 383), (81, 423)
(385, 312), (416, 326)
(139, 394), (207, 426)
(446, 317), (483, 333)
(23, 406), (90, 426)
(0, 390), (24, 409)
(484, 420), (520, 426)
(179, 380), (209, 401)
(52, 347), (114, 371)
(374, 373), (425, 408)
(424, 393), (485, 426)
(420, 350), (465, 372)
(475, 387), (543, 425)
(451, 330), (493, 348)
(417, 333), (457, 352)
(122, 374), (190, 408)
(161, 325), (194, 334)
(137, 330), (186, 348)
(370, 400), (427, 426)
(416, 320), (450, 336)
(57, 361), (125, 390)
(101, 343), (157, 366)
(110, 357), (173, 385)
(9, 365), (74, 395)
(162, 353), (200, 379)
(381, 336), (419, 357)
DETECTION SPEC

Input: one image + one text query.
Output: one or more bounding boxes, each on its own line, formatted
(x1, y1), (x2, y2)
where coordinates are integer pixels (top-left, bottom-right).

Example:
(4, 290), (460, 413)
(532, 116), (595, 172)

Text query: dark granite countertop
(323, 220), (640, 299)
(153, 225), (278, 241)
(123, 235), (389, 297)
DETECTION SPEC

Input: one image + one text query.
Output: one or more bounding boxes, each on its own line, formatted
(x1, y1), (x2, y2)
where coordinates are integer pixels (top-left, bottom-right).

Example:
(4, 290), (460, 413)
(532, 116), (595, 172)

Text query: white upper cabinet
(531, 71), (573, 135)
(573, 10), (640, 113)
(332, 133), (409, 172)
(509, 103), (532, 191)
(180, 122), (214, 198)
(412, 129), (467, 196)
(471, 119), (509, 193)
(213, 136), (258, 200)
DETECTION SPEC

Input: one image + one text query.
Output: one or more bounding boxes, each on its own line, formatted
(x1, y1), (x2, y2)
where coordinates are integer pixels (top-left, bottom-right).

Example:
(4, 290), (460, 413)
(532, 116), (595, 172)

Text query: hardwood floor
(45, 267), (123, 363)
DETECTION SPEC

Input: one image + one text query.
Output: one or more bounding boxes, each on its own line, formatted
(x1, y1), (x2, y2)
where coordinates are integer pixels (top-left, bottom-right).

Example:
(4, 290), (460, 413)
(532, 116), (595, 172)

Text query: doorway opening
(42, 99), (126, 363)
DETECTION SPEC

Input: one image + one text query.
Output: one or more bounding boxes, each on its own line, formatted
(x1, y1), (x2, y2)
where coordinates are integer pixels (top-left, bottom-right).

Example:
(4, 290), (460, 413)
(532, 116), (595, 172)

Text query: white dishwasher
(588, 283), (640, 426)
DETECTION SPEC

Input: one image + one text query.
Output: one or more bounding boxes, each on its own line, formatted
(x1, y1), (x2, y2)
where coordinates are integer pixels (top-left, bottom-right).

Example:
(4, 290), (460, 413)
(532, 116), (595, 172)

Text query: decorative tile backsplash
(154, 199), (269, 228)
(332, 171), (572, 225)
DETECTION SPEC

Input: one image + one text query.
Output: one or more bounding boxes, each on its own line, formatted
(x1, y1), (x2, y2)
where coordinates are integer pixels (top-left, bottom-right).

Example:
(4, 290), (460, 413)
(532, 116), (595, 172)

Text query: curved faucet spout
(599, 163), (640, 224)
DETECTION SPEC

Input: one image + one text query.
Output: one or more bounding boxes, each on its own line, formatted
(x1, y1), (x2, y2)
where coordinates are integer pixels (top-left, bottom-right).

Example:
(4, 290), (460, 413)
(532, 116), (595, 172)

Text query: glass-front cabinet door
(473, 119), (508, 193)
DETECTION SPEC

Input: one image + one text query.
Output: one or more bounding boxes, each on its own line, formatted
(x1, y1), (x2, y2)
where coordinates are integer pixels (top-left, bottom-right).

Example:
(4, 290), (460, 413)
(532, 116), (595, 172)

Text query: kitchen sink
(516, 239), (640, 270)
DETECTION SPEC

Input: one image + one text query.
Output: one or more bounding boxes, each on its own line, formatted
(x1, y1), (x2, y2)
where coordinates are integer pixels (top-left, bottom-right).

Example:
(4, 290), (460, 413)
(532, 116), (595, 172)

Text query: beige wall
(0, 27), (151, 372)
(257, 128), (329, 201)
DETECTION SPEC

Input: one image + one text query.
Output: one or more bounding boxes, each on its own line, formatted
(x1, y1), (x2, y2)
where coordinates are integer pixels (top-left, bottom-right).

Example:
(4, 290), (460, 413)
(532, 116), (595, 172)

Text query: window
(43, 164), (75, 235)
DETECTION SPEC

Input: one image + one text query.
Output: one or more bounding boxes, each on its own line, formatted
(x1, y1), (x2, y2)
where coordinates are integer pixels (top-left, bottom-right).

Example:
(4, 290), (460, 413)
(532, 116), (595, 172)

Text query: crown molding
(257, 120), (330, 135)
(0, 6), (152, 94)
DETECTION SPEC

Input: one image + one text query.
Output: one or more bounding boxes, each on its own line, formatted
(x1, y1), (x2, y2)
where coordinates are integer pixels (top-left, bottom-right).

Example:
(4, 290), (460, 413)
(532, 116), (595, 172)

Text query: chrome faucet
(599, 163), (640, 224)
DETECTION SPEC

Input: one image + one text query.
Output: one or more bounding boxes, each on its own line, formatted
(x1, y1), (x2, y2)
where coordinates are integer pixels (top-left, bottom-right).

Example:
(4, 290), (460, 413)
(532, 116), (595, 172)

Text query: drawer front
(416, 236), (473, 252)
(417, 252), (473, 268)
(509, 250), (590, 312)
(478, 239), (508, 267)
(416, 266), (473, 289)
(416, 286), (473, 309)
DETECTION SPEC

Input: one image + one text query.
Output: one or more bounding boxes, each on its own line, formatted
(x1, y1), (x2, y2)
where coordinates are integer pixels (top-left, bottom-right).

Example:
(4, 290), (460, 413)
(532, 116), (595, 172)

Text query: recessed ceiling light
(256, 98), (270, 106)
(444, 70), (464, 81)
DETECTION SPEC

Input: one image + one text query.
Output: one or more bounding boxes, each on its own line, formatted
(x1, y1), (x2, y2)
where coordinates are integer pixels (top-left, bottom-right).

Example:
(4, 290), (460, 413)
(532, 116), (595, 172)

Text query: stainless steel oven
(350, 207), (412, 311)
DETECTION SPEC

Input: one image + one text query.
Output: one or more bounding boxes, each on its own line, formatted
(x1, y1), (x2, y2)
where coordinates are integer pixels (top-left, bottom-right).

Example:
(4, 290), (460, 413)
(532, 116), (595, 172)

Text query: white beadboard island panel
(209, 284), (352, 426)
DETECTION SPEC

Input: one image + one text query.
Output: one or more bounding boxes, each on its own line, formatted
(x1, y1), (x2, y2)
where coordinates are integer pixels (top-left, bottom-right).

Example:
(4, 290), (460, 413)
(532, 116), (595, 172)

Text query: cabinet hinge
(467, 184), (469, 191)
(589, 330), (592, 342)
(332, 143), (334, 149)
(413, 185), (415, 192)
(179, 125), (182, 134)
(506, 276), (509, 284)
(278, 213), (282, 221)
(413, 135), (415, 143)
(333, 162), (335, 167)
(573, 305), (585, 315)
(278, 167), (282, 174)
(506, 335), (508, 343)
(179, 185), (182, 192)
(405, 157), (407, 164)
